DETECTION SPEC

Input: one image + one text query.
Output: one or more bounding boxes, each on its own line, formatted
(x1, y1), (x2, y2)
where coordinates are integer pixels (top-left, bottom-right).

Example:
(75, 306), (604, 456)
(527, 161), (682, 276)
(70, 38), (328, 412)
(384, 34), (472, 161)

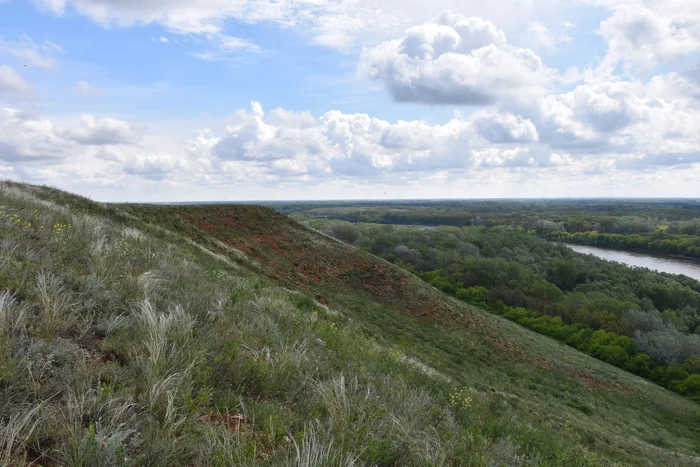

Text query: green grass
(0, 180), (698, 466)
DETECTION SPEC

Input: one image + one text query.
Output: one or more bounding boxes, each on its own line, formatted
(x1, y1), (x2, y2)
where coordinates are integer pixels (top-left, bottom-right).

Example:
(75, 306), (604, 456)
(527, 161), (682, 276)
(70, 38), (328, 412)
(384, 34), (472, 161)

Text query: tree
(635, 326), (683, 365)
(326, 223), (363, 244)
(624, 309), (664, 334)
(596, 345), (629, 367)
(628, 353), (654, 378)
(456, 286), (488, 304)
(677, 374), (700, 398)
(548, 260), (583, 291)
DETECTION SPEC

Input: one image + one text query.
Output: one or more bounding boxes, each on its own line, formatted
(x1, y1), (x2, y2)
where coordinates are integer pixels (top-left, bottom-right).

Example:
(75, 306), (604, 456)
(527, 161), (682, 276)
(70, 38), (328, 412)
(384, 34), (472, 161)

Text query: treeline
(275, 199), (700, 225)
(280, 201), (700, 260)
(318, 221), (700, 401)
(535, 218), (700, 259)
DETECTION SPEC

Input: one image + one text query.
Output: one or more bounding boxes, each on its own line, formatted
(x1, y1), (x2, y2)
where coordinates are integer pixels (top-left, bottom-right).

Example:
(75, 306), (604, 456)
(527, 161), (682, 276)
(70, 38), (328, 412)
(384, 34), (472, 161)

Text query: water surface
(564, 243), (700, 282)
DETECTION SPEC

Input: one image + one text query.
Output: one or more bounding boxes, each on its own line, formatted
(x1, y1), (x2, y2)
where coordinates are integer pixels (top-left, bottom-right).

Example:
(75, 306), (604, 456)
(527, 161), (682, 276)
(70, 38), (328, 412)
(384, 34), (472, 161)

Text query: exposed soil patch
(153, 205), (485, 329)
(570, 372), (636, 395)
(204, 411), (247, 433)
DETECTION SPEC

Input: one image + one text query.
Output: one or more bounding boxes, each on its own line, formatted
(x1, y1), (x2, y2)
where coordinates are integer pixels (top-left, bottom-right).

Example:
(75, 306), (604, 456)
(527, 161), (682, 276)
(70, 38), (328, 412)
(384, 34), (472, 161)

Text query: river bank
(564, 243), (700, 282)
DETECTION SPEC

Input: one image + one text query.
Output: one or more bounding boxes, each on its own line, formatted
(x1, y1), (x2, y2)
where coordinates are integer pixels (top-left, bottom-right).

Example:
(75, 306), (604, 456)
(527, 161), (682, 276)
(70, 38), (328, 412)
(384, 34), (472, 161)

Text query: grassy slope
(0, 182), (697, 466)
(119, 203), (700, 465)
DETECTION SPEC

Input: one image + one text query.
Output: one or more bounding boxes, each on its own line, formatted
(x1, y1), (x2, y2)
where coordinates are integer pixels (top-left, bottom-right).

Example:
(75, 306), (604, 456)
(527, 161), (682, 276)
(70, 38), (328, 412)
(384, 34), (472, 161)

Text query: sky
(0, 0), (700, 201)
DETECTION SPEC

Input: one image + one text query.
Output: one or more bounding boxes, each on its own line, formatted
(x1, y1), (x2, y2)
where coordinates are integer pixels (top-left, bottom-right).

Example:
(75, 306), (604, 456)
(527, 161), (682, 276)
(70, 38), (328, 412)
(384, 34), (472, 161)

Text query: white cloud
(57, 115), (141, 145)
(74, 81), (107, 97)
(598, 4), (700, 74)
(0, 107), (201, 188)
(472, 110), (539, 143)
(267, 107), (318, 129)
(526, 21), (571, 49)
(192, 101), (475, 176)
(25, 0), (700, 64)
(0, 107), (69, 162)
(537, 72), (700, 163)
(0, 34), (60, 69)
(541, 81), (648, 136)
(3, 94), (700, 199)
(29, 0), (560, 51)
(0, 66), (32, 98)
(472, 147), (534, 167)
(358, 12), (555, 106)
(190, 34), (260, 61)
(6, 1), (700, 199)
(120, 153), (184, 180)
(219, 35), (259, 51)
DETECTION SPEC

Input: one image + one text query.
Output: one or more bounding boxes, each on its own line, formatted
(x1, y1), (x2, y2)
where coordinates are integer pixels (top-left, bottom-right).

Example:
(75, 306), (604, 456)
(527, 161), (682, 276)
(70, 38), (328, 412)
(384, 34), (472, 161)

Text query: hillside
(1, 181), (699, 466)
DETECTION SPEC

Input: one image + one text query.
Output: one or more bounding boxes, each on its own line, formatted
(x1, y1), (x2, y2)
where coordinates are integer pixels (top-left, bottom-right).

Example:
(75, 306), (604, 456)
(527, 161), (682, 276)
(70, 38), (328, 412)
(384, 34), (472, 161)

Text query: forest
(273, 199), (700, 259)
(308, 219), (700, 402)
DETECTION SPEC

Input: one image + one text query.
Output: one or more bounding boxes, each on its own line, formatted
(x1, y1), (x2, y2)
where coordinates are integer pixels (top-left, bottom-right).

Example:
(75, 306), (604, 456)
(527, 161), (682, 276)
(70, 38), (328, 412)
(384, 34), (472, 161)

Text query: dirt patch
(204, 411), (247, 432)
(155, 205), (487, 329)
(570, 371), (637, 395)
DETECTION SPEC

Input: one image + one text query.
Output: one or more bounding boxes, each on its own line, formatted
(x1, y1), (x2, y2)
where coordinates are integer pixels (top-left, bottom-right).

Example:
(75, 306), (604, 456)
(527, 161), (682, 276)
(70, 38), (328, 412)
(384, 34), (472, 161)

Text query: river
(564, 243), (700, 282)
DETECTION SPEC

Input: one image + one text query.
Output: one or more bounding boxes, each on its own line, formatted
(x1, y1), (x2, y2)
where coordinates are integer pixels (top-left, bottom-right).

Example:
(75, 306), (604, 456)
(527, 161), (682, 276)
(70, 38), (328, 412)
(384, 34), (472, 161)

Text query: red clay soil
(165, 205), (481, 329)
(204, 411), (247, 432)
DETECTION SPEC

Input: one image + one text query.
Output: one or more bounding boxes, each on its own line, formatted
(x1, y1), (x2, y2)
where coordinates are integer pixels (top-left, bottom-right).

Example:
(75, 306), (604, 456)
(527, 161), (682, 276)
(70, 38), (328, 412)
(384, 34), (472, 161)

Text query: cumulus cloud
(0, 107), (197, 188)
(0, 66), (32, 98)
(598, 5), (700, 74)
(0, 34), (60, 69)
(0, 108), (150, 172)
(540, 81), (648, 140)
(121, 153), (184, 180)
(57, 115), (141, 145)
(536, 72), (700, 162)
(0, 107), (70, 162)
(3, 94), (700, 199)
(181, 88), (700, 180)
(190, 101), (475, 176)
(74, 81), (107, 97)
(472, 110), (539, 143)
(358, 11), (555, 106)
(472, 147), (535, 167)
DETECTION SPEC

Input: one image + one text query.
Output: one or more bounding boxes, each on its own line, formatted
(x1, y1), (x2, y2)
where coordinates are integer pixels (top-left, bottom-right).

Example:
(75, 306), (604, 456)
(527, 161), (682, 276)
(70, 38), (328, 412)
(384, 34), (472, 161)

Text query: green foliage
(280, 199), (700, 260)
(314, 220), (700, 403)
(456, 286), (488, 304)
(676, 374), (700, 399)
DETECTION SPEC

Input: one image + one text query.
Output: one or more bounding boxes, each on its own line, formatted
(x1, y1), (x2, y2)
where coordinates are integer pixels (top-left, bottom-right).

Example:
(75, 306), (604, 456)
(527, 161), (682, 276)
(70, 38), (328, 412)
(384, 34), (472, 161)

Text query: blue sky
(1, 0), (699, 201)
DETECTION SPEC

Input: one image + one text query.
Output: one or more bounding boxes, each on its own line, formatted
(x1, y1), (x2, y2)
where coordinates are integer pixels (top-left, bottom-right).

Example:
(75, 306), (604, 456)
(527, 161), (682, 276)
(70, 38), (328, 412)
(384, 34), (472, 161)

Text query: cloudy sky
(1, 0), (699, 201)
